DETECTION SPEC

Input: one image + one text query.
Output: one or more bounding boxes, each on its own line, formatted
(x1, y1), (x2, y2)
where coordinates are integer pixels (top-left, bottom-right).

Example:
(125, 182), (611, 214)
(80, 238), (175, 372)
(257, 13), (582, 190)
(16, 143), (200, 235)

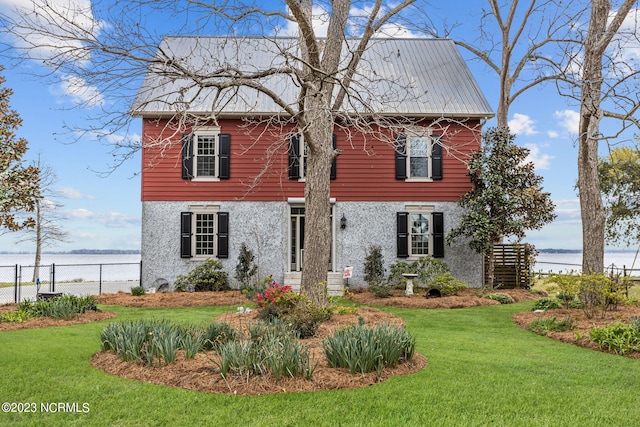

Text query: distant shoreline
(0, 249), (140, 255)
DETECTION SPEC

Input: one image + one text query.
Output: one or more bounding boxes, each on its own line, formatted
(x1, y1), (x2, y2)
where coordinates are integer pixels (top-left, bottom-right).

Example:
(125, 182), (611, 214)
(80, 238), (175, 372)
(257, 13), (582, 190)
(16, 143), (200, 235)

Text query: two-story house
(132, 37), (493, 293)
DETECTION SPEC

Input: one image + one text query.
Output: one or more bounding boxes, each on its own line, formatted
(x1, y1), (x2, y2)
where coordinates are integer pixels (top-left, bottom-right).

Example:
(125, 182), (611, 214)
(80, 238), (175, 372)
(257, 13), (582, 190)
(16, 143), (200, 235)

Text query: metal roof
(132, 37), (494, 119)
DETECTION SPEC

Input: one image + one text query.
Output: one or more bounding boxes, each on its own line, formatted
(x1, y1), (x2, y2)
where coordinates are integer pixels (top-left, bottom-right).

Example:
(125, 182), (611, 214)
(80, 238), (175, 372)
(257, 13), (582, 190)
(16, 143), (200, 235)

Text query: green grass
(1, 302), (639, 426)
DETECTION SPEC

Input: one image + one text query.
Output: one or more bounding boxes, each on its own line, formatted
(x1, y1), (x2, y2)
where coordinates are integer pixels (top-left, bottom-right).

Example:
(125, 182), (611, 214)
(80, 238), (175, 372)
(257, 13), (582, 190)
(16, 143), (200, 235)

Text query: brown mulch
(512, 304), (640, 358)
(91, 307), (427, 396)
(347, 287), (540, 309)
(95, 290), (248, 307)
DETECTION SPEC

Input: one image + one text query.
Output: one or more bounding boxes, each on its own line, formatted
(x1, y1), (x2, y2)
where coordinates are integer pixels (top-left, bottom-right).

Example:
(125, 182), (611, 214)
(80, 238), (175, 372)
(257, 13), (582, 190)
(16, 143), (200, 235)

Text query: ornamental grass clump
(528, 317), (575, 336)
(18, 294), (98, 320)
(215, 321), (314, 381)
(101, 319), (235, 366)
(323, 323), (416, 376)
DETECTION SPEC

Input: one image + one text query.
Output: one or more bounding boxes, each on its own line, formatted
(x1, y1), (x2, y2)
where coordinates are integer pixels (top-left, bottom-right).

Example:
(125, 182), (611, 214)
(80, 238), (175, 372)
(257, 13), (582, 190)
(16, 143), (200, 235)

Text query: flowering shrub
(253, 281), (297, 308)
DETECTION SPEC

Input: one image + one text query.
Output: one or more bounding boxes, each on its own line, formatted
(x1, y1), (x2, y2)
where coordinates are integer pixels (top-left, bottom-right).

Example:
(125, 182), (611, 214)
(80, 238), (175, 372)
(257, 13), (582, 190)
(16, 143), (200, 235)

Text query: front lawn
(0, 302), (638, 426)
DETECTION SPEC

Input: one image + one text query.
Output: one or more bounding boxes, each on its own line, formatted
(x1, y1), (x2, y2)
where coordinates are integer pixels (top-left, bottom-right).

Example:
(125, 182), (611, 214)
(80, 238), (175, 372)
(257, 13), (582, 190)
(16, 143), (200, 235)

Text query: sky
(0, 0), (638, 253)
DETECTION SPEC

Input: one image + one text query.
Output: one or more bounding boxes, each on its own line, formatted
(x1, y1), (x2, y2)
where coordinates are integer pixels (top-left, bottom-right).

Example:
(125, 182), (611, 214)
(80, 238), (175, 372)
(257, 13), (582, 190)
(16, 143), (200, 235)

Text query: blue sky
(0, 1), (637, 252)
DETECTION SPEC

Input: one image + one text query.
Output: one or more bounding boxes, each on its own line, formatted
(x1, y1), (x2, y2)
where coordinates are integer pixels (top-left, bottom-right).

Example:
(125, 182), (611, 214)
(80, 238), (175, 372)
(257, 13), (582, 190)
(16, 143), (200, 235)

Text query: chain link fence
(0, 262), (141, 304)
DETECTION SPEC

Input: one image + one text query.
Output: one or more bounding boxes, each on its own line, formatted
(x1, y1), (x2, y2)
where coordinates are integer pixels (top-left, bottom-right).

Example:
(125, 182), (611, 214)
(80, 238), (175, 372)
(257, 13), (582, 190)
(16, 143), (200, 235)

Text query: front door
(289, 206), (333, 272)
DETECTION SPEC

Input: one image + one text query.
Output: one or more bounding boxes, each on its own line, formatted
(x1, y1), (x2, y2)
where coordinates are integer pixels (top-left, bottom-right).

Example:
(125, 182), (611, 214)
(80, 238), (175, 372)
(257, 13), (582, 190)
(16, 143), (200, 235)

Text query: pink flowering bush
(253, 281), (297, 309)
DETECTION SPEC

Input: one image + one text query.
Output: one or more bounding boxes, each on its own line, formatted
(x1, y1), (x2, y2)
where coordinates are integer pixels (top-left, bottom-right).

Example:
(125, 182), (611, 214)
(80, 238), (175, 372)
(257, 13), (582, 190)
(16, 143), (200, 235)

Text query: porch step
(284, 272), (344, 297)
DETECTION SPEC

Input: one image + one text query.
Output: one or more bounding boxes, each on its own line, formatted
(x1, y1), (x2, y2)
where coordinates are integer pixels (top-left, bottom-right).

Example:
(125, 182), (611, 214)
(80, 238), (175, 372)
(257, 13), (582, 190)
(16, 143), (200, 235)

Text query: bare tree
(553, 0), (639, 273)
(443, 1), (640, 273)
(15, 156), (69, 281)
(1, 0), (438, 305)
(437, 0), (578, 129)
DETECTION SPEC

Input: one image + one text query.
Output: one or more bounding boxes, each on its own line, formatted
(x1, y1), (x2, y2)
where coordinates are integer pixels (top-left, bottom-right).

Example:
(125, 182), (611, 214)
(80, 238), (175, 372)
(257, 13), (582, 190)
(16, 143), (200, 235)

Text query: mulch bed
(91, 307), (427, 395)
(347, 287), (540, 309)
(95, 290), (249, 307)
(512, 304), (640, 358)
(0, 304), (115, 332)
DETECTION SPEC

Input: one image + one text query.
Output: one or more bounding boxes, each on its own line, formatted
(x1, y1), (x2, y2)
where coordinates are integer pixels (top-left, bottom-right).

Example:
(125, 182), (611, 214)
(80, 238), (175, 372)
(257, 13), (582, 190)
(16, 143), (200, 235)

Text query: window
(410, 212), (430, 256)
(289, 134), (337, 180)
(180, 206), (229, 259)
(395, 131), (442, 181)
(182, 128), (231, 180)
(397, 208), (444, 258)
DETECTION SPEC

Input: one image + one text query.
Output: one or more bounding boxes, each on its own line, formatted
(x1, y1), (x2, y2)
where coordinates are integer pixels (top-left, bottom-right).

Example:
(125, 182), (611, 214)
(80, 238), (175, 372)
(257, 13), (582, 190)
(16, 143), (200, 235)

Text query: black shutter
(330, 134), (337, 180)
(181, 133), (193, 179)
(431, 135), (442, 180)
(397, 212), (409, 258)
(432, 212), (444, 258)
(289, 135), (300, 179)
(180, 212), (192, 258)
(217, 212), (229, 258)
(395, 134), (407, 180)
(218, 134), (230, 179)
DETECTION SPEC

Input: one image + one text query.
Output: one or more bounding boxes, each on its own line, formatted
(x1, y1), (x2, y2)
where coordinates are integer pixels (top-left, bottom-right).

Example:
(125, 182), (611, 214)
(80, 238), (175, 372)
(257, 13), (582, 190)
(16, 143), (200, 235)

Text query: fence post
(139, 260), (143, 287)
(99, 264), (103, 295)
(51, 263), (56, 292)
(13, 264), (18, 303)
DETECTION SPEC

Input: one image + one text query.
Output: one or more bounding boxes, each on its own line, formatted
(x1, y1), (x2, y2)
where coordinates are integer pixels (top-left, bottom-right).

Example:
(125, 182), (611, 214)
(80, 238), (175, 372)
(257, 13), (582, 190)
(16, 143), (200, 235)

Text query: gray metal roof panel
(132, 37), (493, 118)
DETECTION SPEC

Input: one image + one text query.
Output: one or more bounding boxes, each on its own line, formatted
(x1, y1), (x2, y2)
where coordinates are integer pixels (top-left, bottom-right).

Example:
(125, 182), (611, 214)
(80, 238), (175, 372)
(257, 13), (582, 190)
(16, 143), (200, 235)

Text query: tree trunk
(300, 99), (334, 307)
(578, 0), (609, 274)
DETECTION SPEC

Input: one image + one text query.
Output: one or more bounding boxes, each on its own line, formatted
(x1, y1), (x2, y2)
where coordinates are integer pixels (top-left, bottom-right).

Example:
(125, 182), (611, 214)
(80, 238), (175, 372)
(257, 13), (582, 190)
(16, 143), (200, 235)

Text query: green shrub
(369, 283), (393, 298)
(0, 311), (31, 323)
(363, 245), (385, 286)
(578, 273), (626, 319)
(203, 321), (237, 350)
(284, 305), (331, 338)
(174, 259), (229, 292)
(528, 317), (575, 336)
(545, 273), (580, 307)
(18, 294), (98, 320)
(387, 256), (450, 288)
(235, 242), (258, 290)
(531, 297), (561, 311)
(589, 322), (640, 355)
(130, 286), (146, 296)
(323, 323), (416, 376)
(429, 273), (468, 296)
(486, 293), (514, 304)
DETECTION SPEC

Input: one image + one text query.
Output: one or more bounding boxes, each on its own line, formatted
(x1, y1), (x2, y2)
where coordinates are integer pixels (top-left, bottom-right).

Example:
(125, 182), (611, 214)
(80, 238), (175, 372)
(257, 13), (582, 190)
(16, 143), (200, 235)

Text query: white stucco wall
(141, 200), (483, 290)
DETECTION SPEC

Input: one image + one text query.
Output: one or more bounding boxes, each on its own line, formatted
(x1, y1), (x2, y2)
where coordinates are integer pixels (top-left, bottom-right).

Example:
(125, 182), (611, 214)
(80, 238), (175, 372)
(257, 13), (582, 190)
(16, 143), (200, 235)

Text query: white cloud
(277, 4), (420, 39)
(67, 208), (95, 219)
(56, 74), (104, 107)
(58, 186), (94, 199)
(277, 5), (331, 37)
(524, 144), (553, 170)
(509, 113), (538, 136)
(554, 110), (580, 135)
(547, 130), (559, 138)
(63, 208), (139, 228)
(1, 0), (104, 63)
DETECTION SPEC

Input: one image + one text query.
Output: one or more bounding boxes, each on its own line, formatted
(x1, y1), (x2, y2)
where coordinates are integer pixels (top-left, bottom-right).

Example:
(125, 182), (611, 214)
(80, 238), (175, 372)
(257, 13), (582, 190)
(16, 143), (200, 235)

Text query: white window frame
(192, 126), (221, 182)
(405, 128), (434, 182)
(190, 204), (220, 260)
(406, 204), (434, 259)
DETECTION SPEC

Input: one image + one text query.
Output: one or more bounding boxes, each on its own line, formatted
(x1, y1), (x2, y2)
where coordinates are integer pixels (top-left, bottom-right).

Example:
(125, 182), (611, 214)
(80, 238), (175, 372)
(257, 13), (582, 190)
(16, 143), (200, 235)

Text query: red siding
(141, 119), (481, 202)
